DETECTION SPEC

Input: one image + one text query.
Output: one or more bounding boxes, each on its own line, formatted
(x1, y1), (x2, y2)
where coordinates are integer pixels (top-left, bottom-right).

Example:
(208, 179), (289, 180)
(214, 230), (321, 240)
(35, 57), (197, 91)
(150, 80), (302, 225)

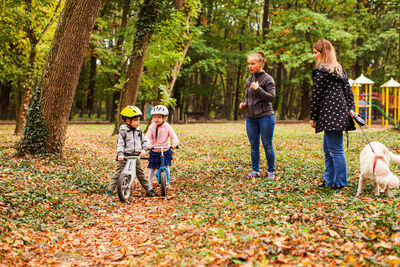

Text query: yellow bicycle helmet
(121, 106), (142, 120)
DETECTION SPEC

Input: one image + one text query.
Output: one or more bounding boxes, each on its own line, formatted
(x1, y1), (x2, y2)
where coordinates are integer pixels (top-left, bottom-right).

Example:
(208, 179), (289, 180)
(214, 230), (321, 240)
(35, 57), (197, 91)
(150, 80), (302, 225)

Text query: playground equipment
(380, 78), (400, 127)
(351, 74), (400, 129)
(352, 74), (374, 128)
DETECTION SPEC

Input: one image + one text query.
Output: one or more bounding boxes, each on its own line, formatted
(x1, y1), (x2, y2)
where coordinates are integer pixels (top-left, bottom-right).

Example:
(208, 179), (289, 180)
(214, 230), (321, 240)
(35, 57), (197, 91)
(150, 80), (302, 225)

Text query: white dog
(357, 141), (400, 197)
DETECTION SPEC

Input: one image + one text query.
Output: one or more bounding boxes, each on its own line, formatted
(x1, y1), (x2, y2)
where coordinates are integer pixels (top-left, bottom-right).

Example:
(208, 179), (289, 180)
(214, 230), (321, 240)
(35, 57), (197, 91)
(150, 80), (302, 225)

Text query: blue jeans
(323, 131), (348, 187)
(246, 115), (275, 173)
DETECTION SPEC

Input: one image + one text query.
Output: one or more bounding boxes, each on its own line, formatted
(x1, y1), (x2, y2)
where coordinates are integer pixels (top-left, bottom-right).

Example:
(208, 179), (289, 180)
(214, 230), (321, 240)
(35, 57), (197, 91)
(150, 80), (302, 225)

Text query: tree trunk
(233, 64), (243, 120)
(225, 68), (236, 120)
(120, 0), (160, 107)
(273, 62), (283, 112)
(1, 81), (12, 120)
(280, 68), (290, 120)
(116, 0), (161, 128)
(262, 0), (270, 39)
(87, 46), (97, 117)
(298, 77), (311, 121)
(18, 0), (101, 155)
(15, 0), (62, 135)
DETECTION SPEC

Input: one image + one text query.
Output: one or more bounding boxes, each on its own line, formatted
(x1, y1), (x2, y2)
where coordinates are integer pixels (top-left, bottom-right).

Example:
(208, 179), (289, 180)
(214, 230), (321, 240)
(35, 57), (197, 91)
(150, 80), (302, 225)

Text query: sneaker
(246, 171), (261, 178)
(318, 181), (326, 188)
(146, 188), (158, 197)
(106, 190), (114, 196)
(267, 172), (275, 181)
(332, 184), (344, 190)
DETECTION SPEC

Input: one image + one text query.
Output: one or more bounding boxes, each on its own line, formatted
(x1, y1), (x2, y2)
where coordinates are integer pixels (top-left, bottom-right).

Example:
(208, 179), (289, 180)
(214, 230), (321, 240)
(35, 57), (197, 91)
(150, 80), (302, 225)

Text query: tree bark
(298, 77), (311, 121)
(1, 81), (12, 120)
(116, 0), (160, 130)
(20, 0), (101, 155)
(14, 0), (62, 135)
(262, 0), (270, 39)
(87, 45), (97, 117)
(120, 0), (160, 108)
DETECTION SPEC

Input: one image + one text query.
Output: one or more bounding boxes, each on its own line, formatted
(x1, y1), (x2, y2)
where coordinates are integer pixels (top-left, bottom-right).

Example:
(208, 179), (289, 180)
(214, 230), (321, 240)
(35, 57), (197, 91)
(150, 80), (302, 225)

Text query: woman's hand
(309, 120), (316, 128)
(251, 81), (259, 90)
(239, 102), (247, 109)
(350, 110), (355, 117)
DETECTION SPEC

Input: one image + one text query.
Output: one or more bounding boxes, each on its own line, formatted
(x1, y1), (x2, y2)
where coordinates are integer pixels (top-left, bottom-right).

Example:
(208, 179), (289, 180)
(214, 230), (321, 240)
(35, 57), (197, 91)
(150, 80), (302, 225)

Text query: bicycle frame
(121, 156), (138, 189)
(152, 147), (170, 184)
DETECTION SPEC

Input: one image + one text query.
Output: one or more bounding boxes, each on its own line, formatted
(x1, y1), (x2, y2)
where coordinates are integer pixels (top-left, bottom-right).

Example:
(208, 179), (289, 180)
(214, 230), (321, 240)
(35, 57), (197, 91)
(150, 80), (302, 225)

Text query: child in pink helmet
(145, 105), (179, 192)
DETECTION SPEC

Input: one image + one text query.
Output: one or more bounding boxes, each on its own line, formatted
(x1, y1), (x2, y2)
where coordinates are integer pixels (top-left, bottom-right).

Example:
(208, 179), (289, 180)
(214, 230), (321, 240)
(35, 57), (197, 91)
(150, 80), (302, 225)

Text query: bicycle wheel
(117, 174), (132, 202)
(160, 170), (168, 197)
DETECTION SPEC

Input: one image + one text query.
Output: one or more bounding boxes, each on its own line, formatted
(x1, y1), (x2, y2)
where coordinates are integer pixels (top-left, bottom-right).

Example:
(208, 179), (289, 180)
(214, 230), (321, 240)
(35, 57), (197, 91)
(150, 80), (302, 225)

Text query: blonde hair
(248, 50), (266, 64)
(313, 39), (343, 77)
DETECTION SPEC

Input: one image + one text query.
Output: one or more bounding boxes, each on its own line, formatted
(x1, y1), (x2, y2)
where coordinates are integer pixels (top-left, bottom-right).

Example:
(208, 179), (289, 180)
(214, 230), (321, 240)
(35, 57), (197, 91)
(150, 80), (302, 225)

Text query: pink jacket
(145, 122), (179, 152)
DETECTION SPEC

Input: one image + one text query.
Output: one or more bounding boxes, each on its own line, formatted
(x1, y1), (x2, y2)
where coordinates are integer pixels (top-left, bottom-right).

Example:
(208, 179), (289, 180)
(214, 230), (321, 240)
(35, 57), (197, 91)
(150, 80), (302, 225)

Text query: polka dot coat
(310, 66), (356, 133)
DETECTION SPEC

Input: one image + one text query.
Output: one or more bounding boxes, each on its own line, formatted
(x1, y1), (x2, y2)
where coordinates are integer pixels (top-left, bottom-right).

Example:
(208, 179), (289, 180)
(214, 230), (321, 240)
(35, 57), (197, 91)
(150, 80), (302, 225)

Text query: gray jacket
(116, 124), (148, 157)
(243, 71), (275, 118)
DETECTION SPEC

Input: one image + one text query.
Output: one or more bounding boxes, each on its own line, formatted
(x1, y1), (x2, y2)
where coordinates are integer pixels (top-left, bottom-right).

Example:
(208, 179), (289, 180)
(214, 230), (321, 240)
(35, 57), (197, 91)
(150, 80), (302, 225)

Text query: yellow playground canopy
(380, 78), (400, 126)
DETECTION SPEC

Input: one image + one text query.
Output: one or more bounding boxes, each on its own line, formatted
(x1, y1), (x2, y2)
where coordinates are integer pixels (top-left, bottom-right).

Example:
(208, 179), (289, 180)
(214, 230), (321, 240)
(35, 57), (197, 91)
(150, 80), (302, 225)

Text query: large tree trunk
(18, 0), (101, 155)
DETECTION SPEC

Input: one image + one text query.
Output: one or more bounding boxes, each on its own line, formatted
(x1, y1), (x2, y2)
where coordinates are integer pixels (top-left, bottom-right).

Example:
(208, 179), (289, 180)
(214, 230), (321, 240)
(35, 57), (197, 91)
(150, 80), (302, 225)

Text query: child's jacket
(116, 124), (148, 157)
(145, 122), (179, 152)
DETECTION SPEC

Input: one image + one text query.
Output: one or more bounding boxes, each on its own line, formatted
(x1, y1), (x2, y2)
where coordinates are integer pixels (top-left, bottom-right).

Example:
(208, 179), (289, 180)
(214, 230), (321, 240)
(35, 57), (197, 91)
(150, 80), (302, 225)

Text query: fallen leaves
(1, 123), (400, 265)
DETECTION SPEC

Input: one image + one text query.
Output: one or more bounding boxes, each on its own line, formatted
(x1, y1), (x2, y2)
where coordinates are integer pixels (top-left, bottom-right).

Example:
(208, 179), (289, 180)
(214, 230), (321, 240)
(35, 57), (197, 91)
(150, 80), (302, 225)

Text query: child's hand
(117, 156), (124, 161)
(172, 145), (178, 149)
(139, 150), (146, 157)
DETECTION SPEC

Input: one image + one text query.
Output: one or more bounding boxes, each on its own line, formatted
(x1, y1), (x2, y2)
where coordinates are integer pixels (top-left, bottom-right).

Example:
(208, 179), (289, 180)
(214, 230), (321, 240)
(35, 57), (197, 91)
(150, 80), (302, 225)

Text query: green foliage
(16, 85), (48, 156)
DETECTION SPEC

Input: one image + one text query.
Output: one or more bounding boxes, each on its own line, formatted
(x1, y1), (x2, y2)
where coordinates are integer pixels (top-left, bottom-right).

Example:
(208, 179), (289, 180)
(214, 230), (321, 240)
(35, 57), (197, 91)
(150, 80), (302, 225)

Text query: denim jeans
(323, 131), (348, 187)
(246, 115), (275, 173)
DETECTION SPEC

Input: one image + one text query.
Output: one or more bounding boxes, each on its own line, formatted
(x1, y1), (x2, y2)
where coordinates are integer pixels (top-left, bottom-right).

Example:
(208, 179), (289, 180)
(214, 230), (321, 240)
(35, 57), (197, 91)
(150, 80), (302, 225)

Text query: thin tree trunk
(87, 46), (97, 117)
(15, 0), (62, 135)
(116, 0), (160, 129)
(262, 0), (270, 39)
(233, 64), (243, 120)
(298, 77), (311, 120)
(225, 68), (235, 120)
(0, 82), (12, 120)
(18, 0), (101, 155)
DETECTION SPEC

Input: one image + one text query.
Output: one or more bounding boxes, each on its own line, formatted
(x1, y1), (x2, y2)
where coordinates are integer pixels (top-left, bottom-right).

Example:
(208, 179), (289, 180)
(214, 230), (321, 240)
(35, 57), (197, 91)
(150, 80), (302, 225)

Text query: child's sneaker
(246, 171), (261, 178)
(146, 188), (158, 197)
(106, 190), (114, 196)
(267, 172), (275, 181)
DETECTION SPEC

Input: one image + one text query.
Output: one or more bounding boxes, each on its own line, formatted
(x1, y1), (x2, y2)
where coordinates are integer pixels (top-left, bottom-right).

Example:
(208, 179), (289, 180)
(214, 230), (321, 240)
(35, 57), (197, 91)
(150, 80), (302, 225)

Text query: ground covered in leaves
(1, 123), (400, 266)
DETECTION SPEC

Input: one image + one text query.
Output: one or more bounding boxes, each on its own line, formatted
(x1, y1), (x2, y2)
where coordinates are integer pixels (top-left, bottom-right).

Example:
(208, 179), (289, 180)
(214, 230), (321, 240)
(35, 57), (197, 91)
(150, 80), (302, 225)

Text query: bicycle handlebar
(151, 145), (179, 150)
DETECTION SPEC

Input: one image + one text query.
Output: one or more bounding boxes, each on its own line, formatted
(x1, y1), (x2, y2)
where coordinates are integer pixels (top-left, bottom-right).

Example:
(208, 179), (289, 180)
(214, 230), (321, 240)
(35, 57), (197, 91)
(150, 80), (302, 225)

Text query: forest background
(1, 0), (399, 126)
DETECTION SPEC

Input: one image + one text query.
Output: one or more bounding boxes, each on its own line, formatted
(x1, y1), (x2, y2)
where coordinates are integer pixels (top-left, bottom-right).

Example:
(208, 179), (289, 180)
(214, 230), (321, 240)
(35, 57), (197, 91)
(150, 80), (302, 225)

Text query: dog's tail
(389, 151), (400, 165)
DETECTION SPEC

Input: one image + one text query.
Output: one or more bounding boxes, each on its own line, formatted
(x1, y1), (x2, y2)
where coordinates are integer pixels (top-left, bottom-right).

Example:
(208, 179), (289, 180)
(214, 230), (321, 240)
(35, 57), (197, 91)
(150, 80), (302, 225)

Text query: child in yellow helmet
(106, 106), (157, 197)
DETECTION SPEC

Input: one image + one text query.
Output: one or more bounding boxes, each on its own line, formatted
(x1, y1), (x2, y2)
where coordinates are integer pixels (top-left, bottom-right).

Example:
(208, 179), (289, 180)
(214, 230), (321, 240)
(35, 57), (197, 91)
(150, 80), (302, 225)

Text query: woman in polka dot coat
(310, 39), (356, 190)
